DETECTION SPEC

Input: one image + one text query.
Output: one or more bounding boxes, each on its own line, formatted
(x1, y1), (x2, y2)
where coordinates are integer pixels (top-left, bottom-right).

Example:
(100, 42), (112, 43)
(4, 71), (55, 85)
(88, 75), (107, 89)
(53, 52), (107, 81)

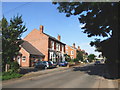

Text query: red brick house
(65, 43), (83, 60)
(17, 41), (45, 67)
(65, 43), (77, 59)
(17, 25), (66, 67)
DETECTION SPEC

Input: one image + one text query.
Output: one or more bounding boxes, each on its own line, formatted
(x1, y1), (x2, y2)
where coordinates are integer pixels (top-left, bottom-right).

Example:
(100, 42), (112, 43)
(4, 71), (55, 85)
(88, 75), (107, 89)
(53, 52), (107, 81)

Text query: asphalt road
(2, 64), (118, 88)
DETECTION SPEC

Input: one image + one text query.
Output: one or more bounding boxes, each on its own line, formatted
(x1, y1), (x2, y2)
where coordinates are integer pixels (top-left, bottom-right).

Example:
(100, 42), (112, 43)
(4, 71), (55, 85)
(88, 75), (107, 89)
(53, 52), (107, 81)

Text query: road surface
(2, 63), (118, 88)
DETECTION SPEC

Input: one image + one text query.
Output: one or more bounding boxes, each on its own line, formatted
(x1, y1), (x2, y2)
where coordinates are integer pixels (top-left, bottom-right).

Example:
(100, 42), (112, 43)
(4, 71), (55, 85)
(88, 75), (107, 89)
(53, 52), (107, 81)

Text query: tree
(76, 50), (84, 61)
(0, 21), (2, 53)
(64, 54), (71, 62)
(2, 15), (27, 71)
(88, 54), (96, 62)
(0, 21), (2, 72)
(53, 2), (119, 71)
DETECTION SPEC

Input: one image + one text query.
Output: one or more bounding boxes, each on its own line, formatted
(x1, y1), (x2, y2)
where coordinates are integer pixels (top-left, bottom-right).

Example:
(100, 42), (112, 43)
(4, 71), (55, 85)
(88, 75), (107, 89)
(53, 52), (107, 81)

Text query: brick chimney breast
(40, 25), (44, 33)
(57, 35), (61, 41)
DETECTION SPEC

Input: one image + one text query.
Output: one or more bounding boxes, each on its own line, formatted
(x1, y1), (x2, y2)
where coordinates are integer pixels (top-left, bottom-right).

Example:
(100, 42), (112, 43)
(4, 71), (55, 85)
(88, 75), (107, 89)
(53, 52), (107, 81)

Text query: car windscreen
(43, 61), (46, 63)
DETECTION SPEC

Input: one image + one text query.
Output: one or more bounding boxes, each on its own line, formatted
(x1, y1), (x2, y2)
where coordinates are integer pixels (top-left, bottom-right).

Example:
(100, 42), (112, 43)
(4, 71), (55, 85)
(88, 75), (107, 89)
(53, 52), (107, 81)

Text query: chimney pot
(57, 35), (61, 41)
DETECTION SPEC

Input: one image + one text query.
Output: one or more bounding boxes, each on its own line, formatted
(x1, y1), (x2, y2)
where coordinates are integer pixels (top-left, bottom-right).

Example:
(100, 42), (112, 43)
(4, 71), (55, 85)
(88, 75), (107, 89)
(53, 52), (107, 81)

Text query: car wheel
(44, 66), (47, 70)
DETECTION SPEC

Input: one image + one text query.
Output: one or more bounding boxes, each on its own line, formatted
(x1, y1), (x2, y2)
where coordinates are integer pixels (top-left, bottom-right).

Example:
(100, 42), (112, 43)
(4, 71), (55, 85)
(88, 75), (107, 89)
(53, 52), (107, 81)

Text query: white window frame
(71, 56), (74, 59)
(56, 43), (60, 51)
(58, 44), (60, 51)
(51, 41), (54, 50)
(66, 46), (68, 49)
(22, 56), (26, 62)
(56, 43), (58, 51)
(71, 50), (74, 55)
(62, 45), (64, 52)
(66, 51), (68, 54)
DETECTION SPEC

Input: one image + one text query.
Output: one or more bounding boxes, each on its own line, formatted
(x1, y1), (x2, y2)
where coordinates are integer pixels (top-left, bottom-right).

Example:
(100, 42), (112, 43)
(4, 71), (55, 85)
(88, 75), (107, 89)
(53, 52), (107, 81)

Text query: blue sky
(2, 2), (102, 56)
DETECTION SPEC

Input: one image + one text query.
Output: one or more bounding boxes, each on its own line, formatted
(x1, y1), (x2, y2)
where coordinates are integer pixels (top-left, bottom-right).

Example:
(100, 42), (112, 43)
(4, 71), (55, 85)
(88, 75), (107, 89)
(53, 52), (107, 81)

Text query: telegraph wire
(3, 2), (32, 15)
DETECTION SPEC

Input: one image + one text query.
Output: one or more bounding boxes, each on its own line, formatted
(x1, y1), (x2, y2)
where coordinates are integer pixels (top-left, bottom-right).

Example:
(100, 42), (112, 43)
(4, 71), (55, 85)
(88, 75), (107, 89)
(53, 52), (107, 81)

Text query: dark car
(48, 61), (57, 68)
(34, 61), (47, 69)
(94, 61), (101, 65)
(58, 61), (68, 67)
(42, 61), (49, 68)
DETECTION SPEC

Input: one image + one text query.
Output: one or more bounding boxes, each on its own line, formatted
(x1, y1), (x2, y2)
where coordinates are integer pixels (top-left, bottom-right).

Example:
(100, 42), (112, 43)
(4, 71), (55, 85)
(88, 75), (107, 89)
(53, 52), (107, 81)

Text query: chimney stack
(57, 35), (61, 41)
(73, 43), (75, 48)
(40, 25), (44, 33)
(78, 46), (81, 50)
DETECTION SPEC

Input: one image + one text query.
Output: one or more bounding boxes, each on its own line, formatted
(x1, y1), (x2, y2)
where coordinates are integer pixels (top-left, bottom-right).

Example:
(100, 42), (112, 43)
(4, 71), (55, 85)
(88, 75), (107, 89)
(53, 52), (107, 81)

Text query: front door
(17, 56), (21, 65)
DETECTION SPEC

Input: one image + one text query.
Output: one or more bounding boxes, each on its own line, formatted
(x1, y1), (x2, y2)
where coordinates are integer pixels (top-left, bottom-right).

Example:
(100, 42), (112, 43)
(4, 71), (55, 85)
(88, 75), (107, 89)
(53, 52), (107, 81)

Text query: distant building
(65, 43), (77, 59)
(81, 49), (88, 60)
(16, 25), (66, 67)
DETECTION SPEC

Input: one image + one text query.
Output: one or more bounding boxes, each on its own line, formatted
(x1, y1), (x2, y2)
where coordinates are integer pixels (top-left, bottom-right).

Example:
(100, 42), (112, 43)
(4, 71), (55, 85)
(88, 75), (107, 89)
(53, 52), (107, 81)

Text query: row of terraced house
(16, 25), (84, 67)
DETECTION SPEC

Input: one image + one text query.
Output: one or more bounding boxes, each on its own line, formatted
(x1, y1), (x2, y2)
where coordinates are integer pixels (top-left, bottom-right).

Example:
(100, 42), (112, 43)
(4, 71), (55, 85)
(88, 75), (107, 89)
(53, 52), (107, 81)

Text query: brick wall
(23, 29), (49, 61)
(65, 45), (76, 59)
(19, 47), (30, 67)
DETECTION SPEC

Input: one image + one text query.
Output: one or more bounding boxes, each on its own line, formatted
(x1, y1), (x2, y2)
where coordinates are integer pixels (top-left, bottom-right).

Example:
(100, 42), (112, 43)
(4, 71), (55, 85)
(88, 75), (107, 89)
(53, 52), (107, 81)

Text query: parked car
(94, 61), (101, 65)
(53, 61), (58, 67)
(48, 61), (57, 68)
(42, 61), (49, 68)
(58, 61), (68, 67)
(34, 61), (47, 69)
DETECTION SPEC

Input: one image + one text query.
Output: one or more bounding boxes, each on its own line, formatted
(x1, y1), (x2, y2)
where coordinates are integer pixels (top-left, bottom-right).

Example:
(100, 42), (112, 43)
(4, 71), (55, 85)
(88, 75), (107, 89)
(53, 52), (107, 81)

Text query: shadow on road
(19, 67), (56, 74)
(73, 64), (119, 80)
(19, 67), (39, 74)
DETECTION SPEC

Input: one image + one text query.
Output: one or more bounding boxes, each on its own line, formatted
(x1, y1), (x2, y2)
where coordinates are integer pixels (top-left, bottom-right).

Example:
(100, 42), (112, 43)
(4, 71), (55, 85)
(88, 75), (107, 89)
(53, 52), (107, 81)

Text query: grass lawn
(1, 71), (23, 80)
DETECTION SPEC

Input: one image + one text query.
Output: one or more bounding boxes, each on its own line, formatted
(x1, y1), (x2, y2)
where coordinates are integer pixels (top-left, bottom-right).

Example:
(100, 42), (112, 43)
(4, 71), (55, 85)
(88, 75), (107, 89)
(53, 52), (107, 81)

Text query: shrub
(73, 58), (79, 62)
(67, 59), (73, 62)
(2, 71), (23, 80)
(9, 61), (20, 72)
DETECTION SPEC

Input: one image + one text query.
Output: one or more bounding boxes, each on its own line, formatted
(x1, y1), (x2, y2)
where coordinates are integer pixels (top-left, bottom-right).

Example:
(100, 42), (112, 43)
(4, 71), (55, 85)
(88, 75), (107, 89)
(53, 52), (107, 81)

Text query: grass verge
(1, 71), (23, 80)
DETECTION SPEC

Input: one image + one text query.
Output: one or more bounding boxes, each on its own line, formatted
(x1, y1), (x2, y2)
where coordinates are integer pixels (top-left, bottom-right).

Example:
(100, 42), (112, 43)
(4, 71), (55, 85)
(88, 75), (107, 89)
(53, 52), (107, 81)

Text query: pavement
(2, 65), (71, 84)
(2, 63), (119, 88)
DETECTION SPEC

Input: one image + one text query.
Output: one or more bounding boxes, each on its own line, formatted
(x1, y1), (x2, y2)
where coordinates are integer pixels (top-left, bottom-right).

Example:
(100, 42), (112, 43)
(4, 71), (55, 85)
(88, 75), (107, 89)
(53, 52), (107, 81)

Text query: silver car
(42, 61), (49, 68)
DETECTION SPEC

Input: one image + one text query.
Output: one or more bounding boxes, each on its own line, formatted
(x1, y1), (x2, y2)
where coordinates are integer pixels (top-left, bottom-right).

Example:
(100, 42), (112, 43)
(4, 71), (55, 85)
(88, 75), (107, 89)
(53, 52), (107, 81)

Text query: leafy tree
(64, 54), (71, 61)
(0, 21), (2, 72)
(0, 21), (2, 53)
(53, 2), (119, 77)
(53, 2), (119, 64)
(76, 50), (83, 61)
(2, 15), (27, 71)
(88, 54), (96, 62)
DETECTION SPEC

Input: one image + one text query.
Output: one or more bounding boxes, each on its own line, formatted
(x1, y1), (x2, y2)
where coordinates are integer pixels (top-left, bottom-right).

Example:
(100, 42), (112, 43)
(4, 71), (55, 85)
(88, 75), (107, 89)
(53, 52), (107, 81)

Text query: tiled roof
(21, 41), (44, 56)
(44, 33), (66, 45)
